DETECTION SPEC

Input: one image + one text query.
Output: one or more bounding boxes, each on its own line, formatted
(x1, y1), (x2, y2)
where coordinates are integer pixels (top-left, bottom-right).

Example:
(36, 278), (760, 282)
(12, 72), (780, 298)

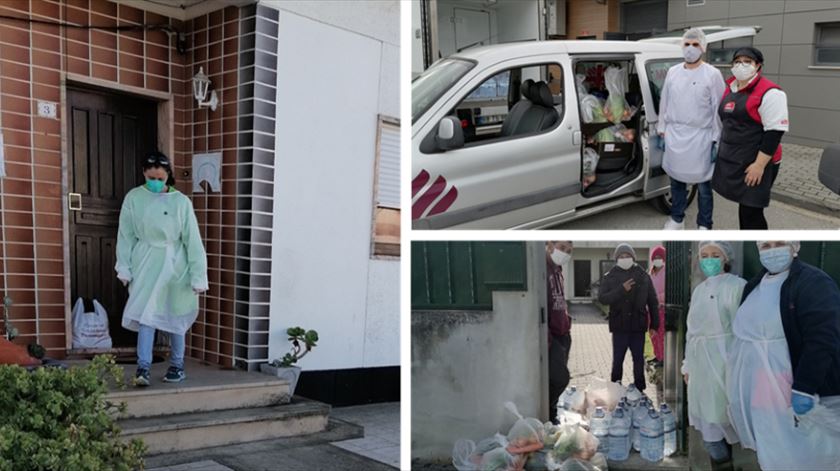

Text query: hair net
(699, 241), (734, 262)
(683, 27), (707, 51)
(756, 241), (800, 253)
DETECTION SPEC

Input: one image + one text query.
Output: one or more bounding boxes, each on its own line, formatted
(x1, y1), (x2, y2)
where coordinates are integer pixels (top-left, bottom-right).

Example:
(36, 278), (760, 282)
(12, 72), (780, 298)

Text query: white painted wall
(412, 0), (425, 78)
(268, 3), (399, 371)
(496, 0), (540, 43)
(412, 243), (548, 461)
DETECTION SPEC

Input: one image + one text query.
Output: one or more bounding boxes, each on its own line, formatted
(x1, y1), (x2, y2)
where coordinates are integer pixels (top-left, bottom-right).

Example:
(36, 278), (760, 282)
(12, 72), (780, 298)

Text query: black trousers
(548, 333), (572, 422)
(611, 331), (646, 391)
(738, 163), (780, 230)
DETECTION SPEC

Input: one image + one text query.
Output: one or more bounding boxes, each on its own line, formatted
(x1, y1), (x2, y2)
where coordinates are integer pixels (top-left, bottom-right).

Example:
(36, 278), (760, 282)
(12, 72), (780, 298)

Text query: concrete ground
(145, 402), (401, 471)
(567, 303), (659, 405)
(331, 402), (401, 469)
(554, 143), (840, 229)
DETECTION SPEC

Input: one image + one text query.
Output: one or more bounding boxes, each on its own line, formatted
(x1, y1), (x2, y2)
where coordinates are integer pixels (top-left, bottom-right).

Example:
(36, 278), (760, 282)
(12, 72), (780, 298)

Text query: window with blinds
(815, 22), (840, 65)
(373, 116), (400, 258)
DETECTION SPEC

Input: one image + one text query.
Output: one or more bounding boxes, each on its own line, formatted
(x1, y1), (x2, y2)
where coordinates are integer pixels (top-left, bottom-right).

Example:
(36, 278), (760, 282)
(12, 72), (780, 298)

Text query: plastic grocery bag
(485, 434), (527, 471)
(505, 401), (545, 454)
(71, 298), (112, 349)
(547, 424), (600, 468)
(556, 458), (600, 471)
(589, 453), (608, 471)
(454, 437), (503, 471)
(594, 124), (635, 144)
(567, 388), (587, 413)
(603, 66), (636, 124)
(586, 378), (627, 414)
(798, 395), (840, 435)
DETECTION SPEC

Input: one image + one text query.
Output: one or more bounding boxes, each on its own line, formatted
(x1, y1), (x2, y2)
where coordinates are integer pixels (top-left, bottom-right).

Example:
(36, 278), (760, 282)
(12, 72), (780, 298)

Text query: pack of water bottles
(556, 381), (678, 464)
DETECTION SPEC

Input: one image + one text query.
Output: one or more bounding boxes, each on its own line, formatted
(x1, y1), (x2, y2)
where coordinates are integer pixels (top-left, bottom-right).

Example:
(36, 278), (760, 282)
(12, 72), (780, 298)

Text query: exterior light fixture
(192, 67), (218, 111)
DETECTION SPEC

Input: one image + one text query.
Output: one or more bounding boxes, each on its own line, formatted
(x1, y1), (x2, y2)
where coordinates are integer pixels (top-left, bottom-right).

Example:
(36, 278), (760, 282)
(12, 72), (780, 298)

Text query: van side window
(644, 59), (682, 114)
(450, 63), (564, 146)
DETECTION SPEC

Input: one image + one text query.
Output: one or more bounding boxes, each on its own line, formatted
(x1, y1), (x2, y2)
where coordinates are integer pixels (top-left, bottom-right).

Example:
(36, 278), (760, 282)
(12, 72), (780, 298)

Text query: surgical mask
(699, 258), (722, 277)
(550, 249), (571, 266)
(616, 258), (634, 270)
(146, 179), (165, 193)
(682, 46), (702, 64)
(759, 247), (794, 274)
(652, 259), (664, 269)
(732, 63), (757, 82)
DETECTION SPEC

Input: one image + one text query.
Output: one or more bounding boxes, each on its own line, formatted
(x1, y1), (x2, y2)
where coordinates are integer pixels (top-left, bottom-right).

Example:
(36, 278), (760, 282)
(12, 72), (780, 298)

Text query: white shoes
(698, 226), (710, 230)
(663, 218), (685, 230)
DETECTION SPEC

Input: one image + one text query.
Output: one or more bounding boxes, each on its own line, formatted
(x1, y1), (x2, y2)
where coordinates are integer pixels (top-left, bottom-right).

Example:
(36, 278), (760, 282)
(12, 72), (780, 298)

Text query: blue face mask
(146, 179), (165, 193)
(699, 257), (722, 277)
(759, 247), (793, 274)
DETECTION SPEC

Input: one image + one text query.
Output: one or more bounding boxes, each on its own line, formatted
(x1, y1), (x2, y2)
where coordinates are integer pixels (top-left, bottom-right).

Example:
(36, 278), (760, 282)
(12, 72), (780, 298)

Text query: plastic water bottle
(660, 403), (676, 457)
(591, 407), (611, 455)
(626, 385), (641, 408)
(607, 408), (631, 461)
(561, 385), (577, 410)
(632, 397), (649, 452)
(640, 408), (664, 462)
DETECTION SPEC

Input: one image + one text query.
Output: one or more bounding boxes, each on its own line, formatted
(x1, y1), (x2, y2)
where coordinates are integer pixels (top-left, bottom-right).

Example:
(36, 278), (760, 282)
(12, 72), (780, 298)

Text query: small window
(450, 62), (564, 147)
(815, 22), (840, 65)
(645, 59), (682, 114)
(687, 0), (705, 6)
(372, 117), (400, 258)
(706, 37), (754, 65)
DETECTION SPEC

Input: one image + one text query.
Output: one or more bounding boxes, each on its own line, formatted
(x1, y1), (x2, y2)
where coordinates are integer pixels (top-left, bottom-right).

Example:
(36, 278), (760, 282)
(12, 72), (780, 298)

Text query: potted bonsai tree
(260, 326), (318, 396)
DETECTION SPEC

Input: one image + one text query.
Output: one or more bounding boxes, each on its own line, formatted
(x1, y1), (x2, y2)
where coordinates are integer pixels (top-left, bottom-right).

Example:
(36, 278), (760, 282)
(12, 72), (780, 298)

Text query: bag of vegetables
(545, 424), (600, 468)
(453, 437), (503, 471)
(603, 66), (635, 124)
(505, 401), (545, 454)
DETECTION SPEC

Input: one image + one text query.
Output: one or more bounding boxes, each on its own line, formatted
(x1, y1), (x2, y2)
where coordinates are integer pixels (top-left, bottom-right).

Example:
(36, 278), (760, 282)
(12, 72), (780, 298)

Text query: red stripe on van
(412, 169), (431, 198)
(412, 175), (446, 220)
(427, 186), (458, 216)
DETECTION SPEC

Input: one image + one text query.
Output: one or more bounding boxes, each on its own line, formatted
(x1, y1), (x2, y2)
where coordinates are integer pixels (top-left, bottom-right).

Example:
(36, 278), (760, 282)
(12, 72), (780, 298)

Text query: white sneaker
(698, 226), (710, 230)
(663, 218), (685, 230)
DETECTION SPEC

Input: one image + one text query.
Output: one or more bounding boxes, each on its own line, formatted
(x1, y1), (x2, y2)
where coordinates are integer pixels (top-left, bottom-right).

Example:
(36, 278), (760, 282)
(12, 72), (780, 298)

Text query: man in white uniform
(658, 28), (727, 230)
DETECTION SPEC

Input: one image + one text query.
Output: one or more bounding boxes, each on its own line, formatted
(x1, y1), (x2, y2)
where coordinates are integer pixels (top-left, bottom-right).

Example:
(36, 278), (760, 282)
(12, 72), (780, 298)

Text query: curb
(771, 188), (840, 218)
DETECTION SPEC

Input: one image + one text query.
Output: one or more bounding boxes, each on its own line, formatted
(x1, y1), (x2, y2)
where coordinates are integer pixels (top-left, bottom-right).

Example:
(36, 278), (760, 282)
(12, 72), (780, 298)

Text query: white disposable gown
(659, 62), (727, 184)
(683, 272), (746, 444)
(115, 186), (208, 335)
(727, 271), (840, 470)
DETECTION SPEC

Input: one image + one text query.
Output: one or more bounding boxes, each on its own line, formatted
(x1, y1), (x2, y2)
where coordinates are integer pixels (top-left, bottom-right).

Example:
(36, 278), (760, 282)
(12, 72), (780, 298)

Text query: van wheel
(651, 185), (698, 215)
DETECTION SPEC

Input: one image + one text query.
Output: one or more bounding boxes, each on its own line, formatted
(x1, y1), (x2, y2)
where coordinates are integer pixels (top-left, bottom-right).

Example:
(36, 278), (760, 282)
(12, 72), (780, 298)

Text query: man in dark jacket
(741, 241), (840, 407)
(598, 243), (659, 391)
(547, 241), (573, 422)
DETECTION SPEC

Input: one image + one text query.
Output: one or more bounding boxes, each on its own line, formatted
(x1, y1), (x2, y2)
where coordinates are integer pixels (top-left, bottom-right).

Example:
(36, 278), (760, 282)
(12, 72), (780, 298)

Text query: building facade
(0, 0), (399, 406)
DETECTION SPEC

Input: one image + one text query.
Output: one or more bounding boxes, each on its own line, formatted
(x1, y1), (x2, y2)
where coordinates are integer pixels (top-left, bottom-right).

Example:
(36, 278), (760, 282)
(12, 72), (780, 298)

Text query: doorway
(67, 87), (158, 348)
(573, 260), (591, 298)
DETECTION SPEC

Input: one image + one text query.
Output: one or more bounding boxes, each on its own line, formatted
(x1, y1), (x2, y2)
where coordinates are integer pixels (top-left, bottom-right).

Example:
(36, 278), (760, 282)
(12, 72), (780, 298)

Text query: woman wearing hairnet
(727, 241), (840, 470)
(682, 241), (745, 470)
(115, 151), (208, 386)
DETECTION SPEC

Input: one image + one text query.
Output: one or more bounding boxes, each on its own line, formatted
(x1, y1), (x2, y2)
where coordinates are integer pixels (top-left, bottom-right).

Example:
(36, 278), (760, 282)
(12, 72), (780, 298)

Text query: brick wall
(567, 0), (620, 39)
(0, 0), (242, 366)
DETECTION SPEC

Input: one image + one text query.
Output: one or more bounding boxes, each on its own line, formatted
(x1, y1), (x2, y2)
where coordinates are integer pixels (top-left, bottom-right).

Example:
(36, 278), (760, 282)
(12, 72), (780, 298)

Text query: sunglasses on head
(146, 156), (170, 166)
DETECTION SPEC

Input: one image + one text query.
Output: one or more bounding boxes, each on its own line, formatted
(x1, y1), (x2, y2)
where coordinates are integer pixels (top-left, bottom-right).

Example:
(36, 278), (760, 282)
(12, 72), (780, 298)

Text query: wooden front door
(68, 87), (157, 348)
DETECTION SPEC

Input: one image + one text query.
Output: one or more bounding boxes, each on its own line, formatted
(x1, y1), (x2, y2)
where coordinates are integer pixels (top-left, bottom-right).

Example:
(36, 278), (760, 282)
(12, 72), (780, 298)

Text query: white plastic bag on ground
(586, 378), (627, 414)
(546, 423), (600, 468)
(71, 298), (112, 349)
(567, 388), (587, 413)
(505, 401), (545, 454)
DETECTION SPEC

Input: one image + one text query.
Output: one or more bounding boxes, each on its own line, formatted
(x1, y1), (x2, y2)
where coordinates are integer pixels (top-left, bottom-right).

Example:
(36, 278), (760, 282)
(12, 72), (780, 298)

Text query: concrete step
(119, 397), (331, 455)
(106, 360), (291, 418)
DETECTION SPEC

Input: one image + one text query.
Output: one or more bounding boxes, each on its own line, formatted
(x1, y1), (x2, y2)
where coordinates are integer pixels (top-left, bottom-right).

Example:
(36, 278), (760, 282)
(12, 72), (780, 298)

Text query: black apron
(712, 83), (777, 208)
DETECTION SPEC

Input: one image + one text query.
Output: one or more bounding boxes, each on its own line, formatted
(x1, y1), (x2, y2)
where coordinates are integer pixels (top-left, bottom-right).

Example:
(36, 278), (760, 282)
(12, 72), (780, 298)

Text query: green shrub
(0, 355), (145, 470)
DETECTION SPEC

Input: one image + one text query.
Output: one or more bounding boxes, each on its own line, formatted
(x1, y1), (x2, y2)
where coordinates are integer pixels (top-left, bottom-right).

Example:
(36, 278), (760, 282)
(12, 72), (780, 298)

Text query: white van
(411, 27), (759, 229)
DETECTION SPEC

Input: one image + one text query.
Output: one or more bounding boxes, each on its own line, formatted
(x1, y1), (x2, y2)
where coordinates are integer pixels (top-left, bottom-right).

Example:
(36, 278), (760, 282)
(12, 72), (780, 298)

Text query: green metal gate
(411, 241), (527, 310)
(663, 241), (692, 454)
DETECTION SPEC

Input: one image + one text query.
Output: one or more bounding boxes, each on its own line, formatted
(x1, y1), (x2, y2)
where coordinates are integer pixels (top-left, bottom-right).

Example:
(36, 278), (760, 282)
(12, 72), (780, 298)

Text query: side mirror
(435, 116), (464, 151)
(818, 144), (840, 195)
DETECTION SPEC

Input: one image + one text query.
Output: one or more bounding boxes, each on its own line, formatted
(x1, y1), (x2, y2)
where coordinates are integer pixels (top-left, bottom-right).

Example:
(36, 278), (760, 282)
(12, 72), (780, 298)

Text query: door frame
(60, 73), (175, 353)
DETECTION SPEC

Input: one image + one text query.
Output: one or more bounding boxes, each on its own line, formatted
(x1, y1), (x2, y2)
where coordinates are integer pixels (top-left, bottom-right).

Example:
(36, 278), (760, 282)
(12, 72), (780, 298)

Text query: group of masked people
(659, 28), (789, 230)
(683, 241), (840, 470)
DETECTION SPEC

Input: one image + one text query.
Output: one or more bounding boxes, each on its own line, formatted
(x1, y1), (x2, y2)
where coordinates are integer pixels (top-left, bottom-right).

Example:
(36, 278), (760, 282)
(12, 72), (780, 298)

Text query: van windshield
(412, 58), (475, 124)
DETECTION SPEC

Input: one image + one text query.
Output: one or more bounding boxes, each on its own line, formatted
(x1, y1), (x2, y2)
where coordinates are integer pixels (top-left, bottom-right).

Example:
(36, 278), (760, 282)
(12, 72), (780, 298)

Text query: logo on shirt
(724, 102), (736, 113)
(780, 119), (789, 125)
